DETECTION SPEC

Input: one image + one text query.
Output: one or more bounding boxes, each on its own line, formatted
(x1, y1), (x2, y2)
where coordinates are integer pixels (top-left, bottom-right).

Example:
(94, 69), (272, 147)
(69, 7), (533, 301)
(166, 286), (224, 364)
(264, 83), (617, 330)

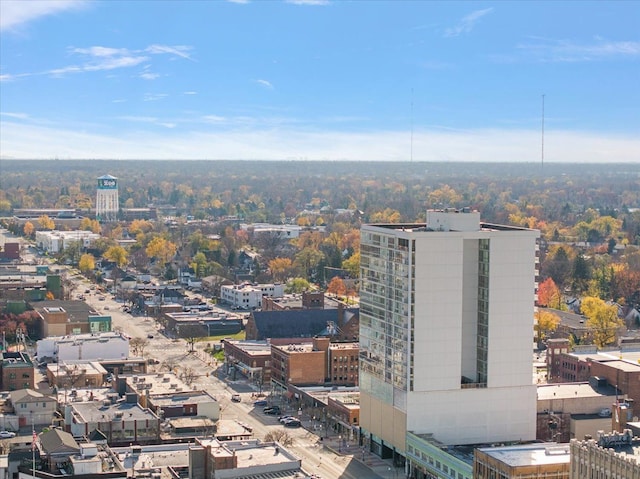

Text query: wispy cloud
(255, 79), (274, 89)
(517, 37), (640, 62)
(143, 93), (169, 102)
(286, 0), (330, 5)
(444, 8), (493, 38)
(146, 44), (194, 61)
(2, 119), (638, 163)
(0, 0), (88, 32)
(0, 111), (30, 120)
(183, 91), (198, 95)
(5, 43), (195, 80)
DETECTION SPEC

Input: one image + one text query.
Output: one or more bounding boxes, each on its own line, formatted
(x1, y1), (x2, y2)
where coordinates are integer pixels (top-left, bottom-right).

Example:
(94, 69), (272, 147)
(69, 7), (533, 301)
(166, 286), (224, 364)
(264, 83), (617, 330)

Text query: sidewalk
(316, 432), (400, 479)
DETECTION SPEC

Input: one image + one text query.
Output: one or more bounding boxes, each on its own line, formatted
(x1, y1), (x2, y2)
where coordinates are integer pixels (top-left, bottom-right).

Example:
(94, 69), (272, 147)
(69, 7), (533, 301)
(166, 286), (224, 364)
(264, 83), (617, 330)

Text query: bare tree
(129, 337), (149, 357)
(179, 366), (197, 385)
(264, 430), (294, 447)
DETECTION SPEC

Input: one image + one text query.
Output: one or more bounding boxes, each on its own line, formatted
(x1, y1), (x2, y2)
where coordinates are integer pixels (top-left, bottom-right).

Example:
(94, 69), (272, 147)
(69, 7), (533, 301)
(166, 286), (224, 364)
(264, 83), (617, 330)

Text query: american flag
(31, 429), (37, 451)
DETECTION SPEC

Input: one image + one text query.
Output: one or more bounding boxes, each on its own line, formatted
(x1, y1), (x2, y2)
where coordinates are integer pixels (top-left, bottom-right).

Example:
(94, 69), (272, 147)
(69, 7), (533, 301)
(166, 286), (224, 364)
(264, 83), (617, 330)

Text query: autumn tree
(326, 276), (346, 297)
(370, 208), (401, 223)
(146, 236), (177, 266)
(104, 245), (129, 268)
(79, 217), (101, 234)
(581, 297), (624, 348)
(38, 215), (55, 230)
(78, 253), (95, 273)
(23, 221), (34, 237)
(537, 278), (562, 309)
(535, 310), (560, 345)
(269, 257), (295, 282)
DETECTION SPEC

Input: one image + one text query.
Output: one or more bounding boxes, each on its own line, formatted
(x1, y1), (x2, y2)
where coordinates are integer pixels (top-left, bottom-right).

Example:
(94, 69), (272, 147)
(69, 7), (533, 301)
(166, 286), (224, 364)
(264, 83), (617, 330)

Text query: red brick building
(1, 351), (35, 391)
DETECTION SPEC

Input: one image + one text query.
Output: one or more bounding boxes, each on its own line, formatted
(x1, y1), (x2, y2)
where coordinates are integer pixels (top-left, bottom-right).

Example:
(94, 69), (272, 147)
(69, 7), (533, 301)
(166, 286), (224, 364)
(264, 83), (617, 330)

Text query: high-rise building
(95, 174), (119, 222)
(359, 209), (540, 463)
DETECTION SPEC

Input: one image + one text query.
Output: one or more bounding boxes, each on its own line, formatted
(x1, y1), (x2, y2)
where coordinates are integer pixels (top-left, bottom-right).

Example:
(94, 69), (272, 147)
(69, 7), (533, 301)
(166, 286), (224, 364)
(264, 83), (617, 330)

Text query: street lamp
(339, 435), (342, 453)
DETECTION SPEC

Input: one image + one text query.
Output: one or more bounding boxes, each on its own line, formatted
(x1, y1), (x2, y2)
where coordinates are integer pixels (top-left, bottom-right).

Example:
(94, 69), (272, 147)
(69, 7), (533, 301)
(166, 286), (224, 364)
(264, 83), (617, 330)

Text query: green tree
(294, 247), (324, 281)
(581, 296), (624, 348)
(543, 246), (573, 290)
(342, 251), (360, 279)
(571, 255), (591, 294)
(286, 277), (310, 294)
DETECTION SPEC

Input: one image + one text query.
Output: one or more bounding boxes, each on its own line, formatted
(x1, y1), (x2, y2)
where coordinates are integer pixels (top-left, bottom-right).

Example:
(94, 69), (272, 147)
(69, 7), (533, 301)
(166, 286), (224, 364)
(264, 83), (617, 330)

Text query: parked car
(264, 406), (281, 415)
(253, 399), (268, 407)
(278, 415), (295, 423)
(231, 394), (241, 403)
(0, 431), (16, 438)
(284, 419), (301, 428)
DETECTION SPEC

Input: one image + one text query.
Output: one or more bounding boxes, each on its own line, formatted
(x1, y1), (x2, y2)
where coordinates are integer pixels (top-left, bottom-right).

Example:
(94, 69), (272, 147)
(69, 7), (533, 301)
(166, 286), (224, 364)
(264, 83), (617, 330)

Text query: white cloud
(518, 37), (640, 62)
(0, 0), (87, 32)
(255, 79), (274, 89)
(146, 44), (194, 61)
(444, 8), (493, 38)
(183, 91), (198, 95)
(2, 120), (638, 163)
(47, 55), (148, 76)
(0, 111), (29, 119)
(140, 72), (161, 80)
(71, 46), (130, 57)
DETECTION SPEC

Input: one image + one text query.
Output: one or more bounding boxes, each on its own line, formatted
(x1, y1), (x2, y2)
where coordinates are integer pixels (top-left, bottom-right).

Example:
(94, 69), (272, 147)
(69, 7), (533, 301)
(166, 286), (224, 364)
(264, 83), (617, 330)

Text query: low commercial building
(164, 310), (243, 339)
(547, 339), (640, 407)
(537, 381), (622, 443)
(222, 339), (272, 386)
(46, 360), (108, 388)
(1, 351), (34, 391)
(35, 230), (101, 254)
(474, 442), (570, 479)
(270, 337), (359, 389)
(64, 395), (160, 446)
(37, 332), (129, 363)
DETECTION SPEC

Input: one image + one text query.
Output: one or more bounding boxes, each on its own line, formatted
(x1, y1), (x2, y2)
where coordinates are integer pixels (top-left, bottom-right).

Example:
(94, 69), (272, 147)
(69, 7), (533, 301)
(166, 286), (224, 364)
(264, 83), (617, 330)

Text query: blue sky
(1, 0), (639, 162)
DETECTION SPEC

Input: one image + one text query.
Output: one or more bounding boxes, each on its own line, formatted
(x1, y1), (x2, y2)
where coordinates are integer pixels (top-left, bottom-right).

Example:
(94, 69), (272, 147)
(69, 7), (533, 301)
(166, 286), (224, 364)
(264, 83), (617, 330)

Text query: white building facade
(359, 209), (540, 461)
(35, 230), (101, 254)
(37, 332), (130, 361)
(220, 283), (285, 310)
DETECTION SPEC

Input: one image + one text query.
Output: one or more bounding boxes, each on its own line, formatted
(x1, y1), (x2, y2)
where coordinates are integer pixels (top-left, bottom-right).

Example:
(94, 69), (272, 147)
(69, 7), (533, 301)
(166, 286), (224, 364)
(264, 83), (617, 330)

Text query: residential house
(8, 389), (57, 427)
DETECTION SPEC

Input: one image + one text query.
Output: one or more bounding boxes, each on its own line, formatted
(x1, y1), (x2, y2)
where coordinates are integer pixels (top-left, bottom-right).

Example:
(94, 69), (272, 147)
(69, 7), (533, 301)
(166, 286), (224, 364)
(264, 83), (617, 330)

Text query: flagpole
(31, 413), (36, 479)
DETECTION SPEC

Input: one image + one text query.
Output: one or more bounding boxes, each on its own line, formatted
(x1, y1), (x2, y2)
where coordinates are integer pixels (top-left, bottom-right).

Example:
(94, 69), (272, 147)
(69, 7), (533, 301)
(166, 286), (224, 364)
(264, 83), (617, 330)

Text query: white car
(0, 431), (16, 438)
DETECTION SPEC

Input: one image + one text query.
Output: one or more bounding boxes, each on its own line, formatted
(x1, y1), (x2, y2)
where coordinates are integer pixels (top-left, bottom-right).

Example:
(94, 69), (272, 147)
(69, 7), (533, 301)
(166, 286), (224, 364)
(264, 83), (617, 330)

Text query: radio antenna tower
(541, 94), (545, 172)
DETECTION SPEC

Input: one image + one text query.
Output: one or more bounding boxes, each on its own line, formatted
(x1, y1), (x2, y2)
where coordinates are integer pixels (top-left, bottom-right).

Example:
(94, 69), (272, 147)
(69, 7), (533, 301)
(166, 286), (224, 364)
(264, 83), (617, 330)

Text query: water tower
(96, 175), (119, 222)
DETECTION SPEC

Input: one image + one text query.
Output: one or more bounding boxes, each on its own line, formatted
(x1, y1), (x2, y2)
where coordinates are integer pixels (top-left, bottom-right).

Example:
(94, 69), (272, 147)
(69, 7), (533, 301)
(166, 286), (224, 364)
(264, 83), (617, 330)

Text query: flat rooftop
(71, 401), (157, 423)
(537, 382), (618, 401)
(150, 391), (217, 407)
(477, 443), (571, 467)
